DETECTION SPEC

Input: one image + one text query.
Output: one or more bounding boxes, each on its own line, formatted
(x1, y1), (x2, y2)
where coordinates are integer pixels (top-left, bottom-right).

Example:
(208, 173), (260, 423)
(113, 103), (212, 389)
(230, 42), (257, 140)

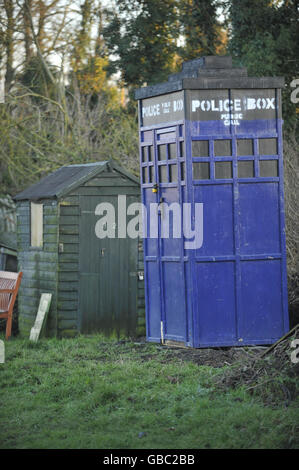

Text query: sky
(0, 0), (227, 102)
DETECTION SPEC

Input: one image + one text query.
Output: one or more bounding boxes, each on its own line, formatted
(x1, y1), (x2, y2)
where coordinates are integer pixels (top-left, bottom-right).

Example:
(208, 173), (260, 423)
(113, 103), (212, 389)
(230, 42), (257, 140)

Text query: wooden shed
(14, 161), (145, 338)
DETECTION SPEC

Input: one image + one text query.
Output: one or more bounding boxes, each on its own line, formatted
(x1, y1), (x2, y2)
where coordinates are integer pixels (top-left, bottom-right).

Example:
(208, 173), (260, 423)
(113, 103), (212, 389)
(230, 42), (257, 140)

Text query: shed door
(78, 195), (139, 335)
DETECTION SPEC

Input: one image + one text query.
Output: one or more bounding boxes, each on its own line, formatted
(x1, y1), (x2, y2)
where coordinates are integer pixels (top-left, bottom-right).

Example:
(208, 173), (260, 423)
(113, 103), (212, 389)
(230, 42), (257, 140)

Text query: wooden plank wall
(17, 200), (59, 336)
(57, 196), (80, 337)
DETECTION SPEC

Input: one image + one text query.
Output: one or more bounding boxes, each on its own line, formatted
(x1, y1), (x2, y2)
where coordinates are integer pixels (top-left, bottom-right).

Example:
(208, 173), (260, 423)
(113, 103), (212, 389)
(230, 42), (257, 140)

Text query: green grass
(0, 335), (298, 449)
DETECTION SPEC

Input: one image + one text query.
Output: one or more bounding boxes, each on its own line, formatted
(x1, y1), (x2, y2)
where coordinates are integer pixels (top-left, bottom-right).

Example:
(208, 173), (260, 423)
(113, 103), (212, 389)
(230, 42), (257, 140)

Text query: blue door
(141, 125), (190, 344)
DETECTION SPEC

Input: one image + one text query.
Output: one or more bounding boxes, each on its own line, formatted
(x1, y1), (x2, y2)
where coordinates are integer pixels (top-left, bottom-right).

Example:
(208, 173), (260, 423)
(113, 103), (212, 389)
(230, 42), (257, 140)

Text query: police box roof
(134, 56), (284, 101)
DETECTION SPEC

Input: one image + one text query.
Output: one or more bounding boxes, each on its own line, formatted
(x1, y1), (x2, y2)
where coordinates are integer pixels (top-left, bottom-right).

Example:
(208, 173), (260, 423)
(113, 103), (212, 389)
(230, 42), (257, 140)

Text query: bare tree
(3, 0), (15, 93)
(23, 0), (33, 63)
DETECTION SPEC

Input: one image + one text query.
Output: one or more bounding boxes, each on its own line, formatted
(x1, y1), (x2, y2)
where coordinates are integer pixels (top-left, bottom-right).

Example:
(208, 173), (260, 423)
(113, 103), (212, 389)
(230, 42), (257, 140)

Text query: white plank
(29, 293), (52, 341)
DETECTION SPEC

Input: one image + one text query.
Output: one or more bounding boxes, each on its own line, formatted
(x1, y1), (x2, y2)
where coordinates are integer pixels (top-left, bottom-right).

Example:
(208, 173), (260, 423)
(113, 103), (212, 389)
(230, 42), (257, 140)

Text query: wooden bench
(0, 271), (22, 340)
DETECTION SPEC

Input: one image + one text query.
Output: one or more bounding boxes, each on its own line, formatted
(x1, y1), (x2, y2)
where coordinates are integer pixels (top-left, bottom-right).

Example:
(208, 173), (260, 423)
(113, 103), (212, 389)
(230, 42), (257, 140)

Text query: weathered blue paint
(136, 57), (289, 348)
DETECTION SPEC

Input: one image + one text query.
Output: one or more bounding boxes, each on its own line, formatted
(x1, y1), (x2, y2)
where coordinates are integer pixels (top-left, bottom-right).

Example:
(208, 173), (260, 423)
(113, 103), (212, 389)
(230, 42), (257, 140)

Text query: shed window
(30, 202), (43, 248)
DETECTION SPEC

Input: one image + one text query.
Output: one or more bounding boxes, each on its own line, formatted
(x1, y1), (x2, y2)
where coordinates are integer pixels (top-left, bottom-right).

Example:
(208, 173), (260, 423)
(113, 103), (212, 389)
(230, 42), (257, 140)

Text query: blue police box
(135, 56), (289, 347)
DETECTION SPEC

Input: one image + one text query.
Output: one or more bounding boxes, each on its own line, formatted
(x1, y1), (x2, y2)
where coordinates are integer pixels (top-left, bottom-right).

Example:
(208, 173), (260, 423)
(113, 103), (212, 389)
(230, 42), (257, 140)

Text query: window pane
(158, 131), (176, 141)
(159, 165), (168, 182)
(237, 139), (254, 156)
(143, 131), (152, 142)
(142, 167), (148, 183)
(193, 162), (210, 180)
(158, 144), (167, 160)
(192, 140), (209, 157)
(259, 138), (277, 155)
(148, 166), (154, 183)
(260, 160), (278, 177)
(180, 141), (185, 158)
(215, 161), (232, 179)
(180, 162), (185, 181)
(148, 146), (154, 162)
(238, 161), (254, 178)
(169, 164), (177, 182)
(169, 143), (176, 159)
(141, 147), (146, 162)
(214, 140), (232, 157)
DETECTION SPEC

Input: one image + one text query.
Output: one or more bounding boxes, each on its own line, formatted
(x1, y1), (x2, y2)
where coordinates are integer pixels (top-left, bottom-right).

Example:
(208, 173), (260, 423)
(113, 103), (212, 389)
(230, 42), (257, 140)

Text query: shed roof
(14, 160), (139, 201)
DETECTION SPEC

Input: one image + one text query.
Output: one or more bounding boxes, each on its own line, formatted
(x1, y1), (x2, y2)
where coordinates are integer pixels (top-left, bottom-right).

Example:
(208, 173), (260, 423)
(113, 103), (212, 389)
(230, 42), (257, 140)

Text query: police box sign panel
(141, 91), (184, 127)
(140, 89), (280, 127)
(186, 89), (280, 126)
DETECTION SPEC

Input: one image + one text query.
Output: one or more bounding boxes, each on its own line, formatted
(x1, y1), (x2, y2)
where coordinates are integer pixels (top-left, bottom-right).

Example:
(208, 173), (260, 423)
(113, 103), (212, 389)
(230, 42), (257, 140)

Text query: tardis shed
(14, 161), (145, 337)
(135, 55), (289, 348)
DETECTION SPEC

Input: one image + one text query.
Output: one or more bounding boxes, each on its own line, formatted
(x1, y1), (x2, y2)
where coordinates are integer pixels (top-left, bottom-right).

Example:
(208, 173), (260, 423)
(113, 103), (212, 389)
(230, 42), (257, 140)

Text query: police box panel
(185, 89), (280, 135)
(140, 91), (184, 127)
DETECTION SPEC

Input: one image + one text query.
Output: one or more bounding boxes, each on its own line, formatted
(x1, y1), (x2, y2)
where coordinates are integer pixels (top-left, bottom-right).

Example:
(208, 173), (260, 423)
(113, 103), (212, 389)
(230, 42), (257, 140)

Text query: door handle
(100, 248), (106, 257)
